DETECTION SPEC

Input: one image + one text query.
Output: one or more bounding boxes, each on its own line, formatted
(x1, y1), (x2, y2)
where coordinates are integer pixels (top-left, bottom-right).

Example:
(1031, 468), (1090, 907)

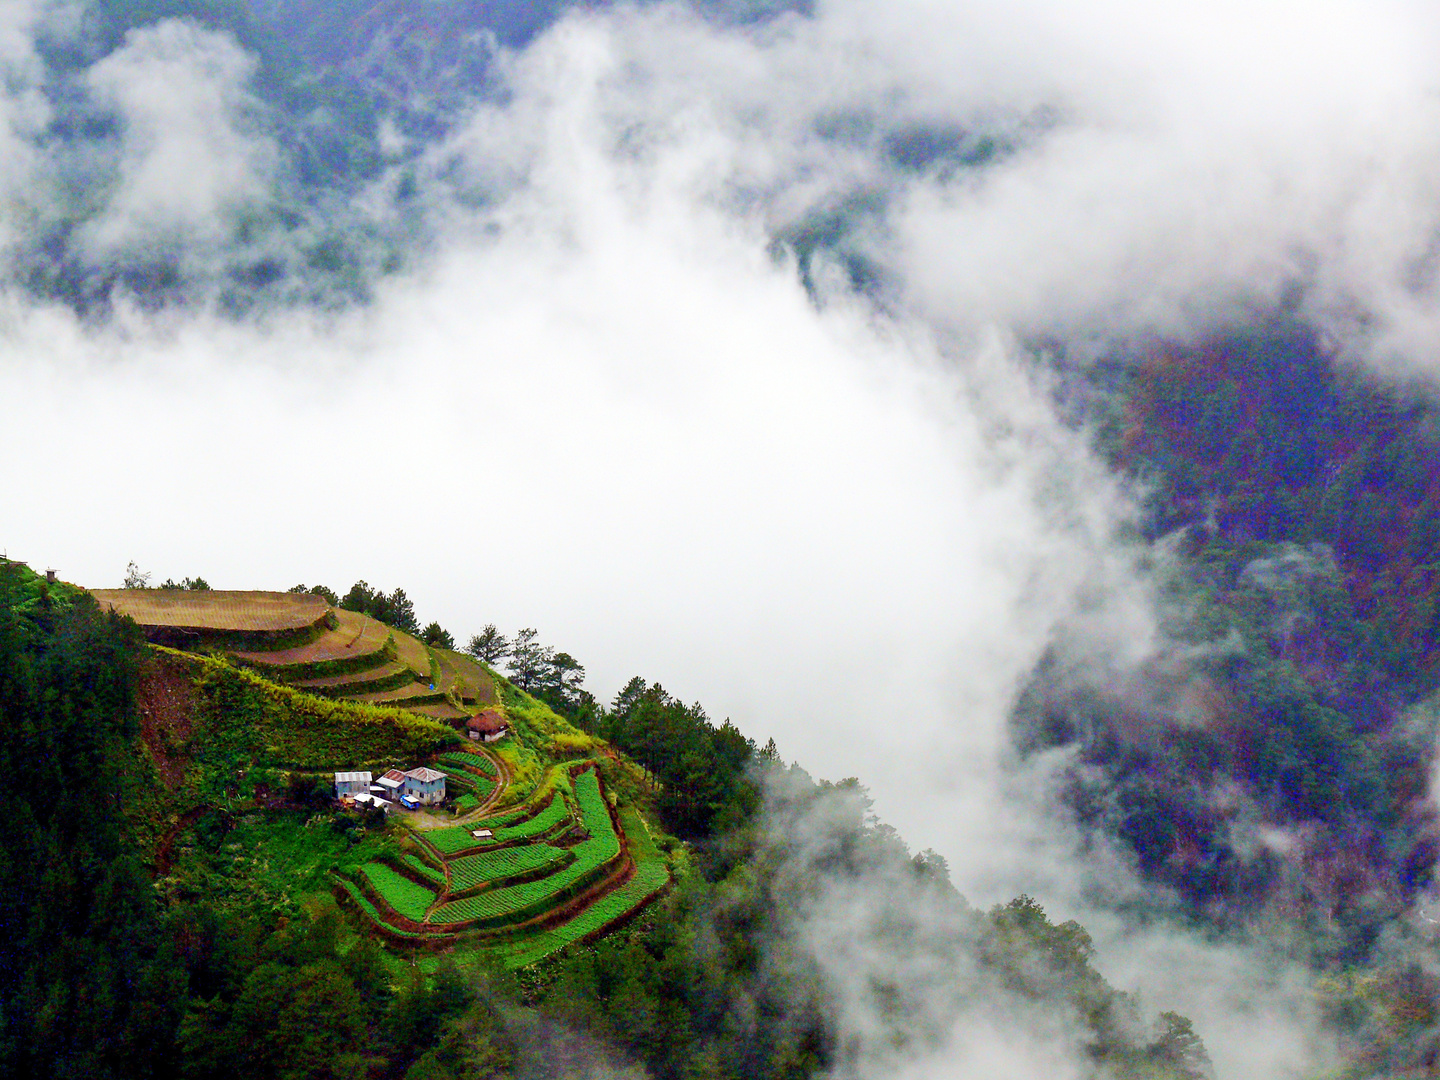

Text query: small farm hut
(402, 767), (446, 805)
(334, 771), (372, 797)
(467, 709), (509, 743)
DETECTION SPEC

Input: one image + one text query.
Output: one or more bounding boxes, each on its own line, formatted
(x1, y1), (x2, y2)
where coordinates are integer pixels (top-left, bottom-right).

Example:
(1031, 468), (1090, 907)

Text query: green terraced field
(497, 807), (670, 967)
(443, 770), (496, 802)
(429, 771), (619, 928)
(401, 853), (446, 888)
(426, 794), (571, 855)
(454, 794), (480, 812)
(491, 795), (570, 841)
(449, 844), (573, 892)
(342, 761), (667, 964)
(439, 752), (498, 777)
(360, 862), (436, 921)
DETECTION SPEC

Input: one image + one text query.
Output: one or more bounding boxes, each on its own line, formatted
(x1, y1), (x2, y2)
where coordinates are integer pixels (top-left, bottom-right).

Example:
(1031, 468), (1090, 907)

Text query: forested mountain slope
(0, 559), (1209, 1079)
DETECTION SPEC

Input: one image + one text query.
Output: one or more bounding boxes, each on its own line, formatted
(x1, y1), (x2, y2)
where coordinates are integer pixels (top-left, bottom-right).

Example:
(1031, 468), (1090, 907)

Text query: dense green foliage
(982, 323), (1440, 1079)
(0, 562), (164, 1078)
(493, 640), (761, 838)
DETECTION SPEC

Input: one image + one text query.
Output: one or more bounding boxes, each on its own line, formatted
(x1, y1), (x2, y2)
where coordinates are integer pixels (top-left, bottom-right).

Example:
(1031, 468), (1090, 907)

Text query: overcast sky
(5, 3), (1440, 1070)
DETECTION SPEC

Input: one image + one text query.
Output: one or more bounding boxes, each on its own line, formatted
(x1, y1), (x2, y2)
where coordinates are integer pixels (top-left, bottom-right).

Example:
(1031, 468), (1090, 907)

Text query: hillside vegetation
(0, 557), (1211, 1079)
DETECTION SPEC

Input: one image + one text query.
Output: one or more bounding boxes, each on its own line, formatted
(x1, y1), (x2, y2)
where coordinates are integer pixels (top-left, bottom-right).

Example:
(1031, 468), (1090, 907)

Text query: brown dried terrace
(90, 589), (493, 724)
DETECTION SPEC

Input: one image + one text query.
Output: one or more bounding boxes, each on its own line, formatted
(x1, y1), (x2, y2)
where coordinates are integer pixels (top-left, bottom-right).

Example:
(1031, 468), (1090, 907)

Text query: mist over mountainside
(7, 1), (1440, 1077)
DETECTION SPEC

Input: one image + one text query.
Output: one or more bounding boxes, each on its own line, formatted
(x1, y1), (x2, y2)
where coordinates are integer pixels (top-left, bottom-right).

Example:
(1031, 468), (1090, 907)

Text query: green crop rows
(401, 853), (446, 887)
(429, 771), (619, 928)
(424, 795), (547, 855)
(490, 795), (569, 842)
(443, 769), (477, 790)
(471, 805), (528, 828)
(360, 862), (436, 921)
(469, 777), (496, 802)
(454, 794), (479, 812)
(439, 752), (497, 777)
(449, 844), (572, 892)
(428, 793), (569, 853)
(498, 807), (670, 968)
(504, 811), (668, 966)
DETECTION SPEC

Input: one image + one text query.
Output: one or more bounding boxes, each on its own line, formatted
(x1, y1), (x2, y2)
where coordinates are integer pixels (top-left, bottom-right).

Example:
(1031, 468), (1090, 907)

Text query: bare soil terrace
(93, 589), (329, 632)
(230, 609), (390, 667)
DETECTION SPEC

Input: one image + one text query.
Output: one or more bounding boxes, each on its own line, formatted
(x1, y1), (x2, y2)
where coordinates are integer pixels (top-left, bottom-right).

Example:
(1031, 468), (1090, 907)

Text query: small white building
(334, 771), (372, 798)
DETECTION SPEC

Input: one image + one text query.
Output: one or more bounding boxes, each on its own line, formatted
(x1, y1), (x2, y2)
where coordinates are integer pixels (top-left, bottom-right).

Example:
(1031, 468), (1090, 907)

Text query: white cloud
(0, 1), (53, 255)
(79, 19), (277, 264)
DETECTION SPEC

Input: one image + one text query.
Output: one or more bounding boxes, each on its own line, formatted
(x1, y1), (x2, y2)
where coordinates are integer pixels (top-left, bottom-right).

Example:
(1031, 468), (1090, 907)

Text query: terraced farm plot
(466, 805), (529, 829)
(407, 702), (470, 721)
(435, 649), (496, 705)
(428, 833), (617, 928)
(492, 808), (670, 967)
(396, 635), (434, 681)
(91, 589), (329, 632)
(231, 609), (391, 668)
(499, 865), (670, 967)
(439, 752), (498, 777)
(443, 769), (477, 791)
(491, 796), (570, 842)
(425, 794), (569, 855)
(431, 648), (462, 695)
(449, 844), (572, 892)
(293, 659), (414, 692)
(455, 794), (480, 812)
(429, 771), (620, 928)
(351, 683), (445, 706)
(442, 770), (496, 803)
(401, 854), (446, 888)
(360, 862), (436, 921)
(338, 879), (427, 940)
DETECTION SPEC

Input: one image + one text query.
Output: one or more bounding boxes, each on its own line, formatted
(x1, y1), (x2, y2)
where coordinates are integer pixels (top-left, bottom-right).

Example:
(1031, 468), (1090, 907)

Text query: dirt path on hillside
(137, 654), (196, 789)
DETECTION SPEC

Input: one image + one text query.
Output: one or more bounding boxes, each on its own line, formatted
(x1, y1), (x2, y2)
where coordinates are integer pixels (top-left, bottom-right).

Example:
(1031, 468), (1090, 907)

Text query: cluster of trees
(466, 626), (591, 718)
(593, 678), (757, 838)
(288, 581), (457, 648)
(531, 770), (1210, 1080)
(1106, 321), (1440, 692)
(123, 562), (210, 591)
